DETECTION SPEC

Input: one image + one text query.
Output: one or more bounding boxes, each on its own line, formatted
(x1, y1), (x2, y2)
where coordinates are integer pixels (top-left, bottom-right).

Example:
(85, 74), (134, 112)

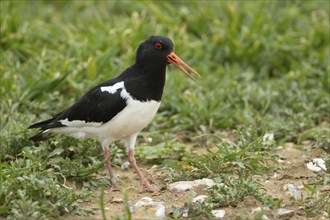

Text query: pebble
(320, 185), (330, 192)
(193, 178), (215, 187)
(121, 161), (130, 170)
(129, 197), (165, 219)
(211, 209), (226, 218)
(272, 173), (280, 180)
(251, 207), (262, 214)
(262, 215), (270, 220)
(168, 178), (215, 192)
(276, 146), (284, 150)
(272, 208), (294, 218)
(286, 184), (302, 200)
(182, 209), (189, 218)
(168, 182), (193, 192)
(192, 195), (208, 203)
(263, 133), (274, 144)
(306, 158), (327, 172)
(111, 197), (123, 203)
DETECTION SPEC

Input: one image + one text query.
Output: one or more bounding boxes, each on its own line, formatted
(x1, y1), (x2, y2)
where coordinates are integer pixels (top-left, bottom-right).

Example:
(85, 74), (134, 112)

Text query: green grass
(1, 0), (329, 219)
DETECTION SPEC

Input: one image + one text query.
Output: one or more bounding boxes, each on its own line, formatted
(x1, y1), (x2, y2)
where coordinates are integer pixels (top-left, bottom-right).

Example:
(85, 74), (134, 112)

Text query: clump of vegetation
(1, 0), (329, 219)
(169, 129), (277, 182)
(168, 130), (280, 218)
(0, 154), (93, 219)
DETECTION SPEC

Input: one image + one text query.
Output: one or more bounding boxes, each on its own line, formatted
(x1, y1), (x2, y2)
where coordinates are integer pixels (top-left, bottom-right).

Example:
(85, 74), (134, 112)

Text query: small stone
(129, 197), (165, 219)
(121, 161), (130, 170)
(287, 184), (302, 200)
(148, 165), (158, 172)
(182, 209), (189, 218)
(251, 207), (262, 214)
(276, 146), (284, 150)
(192, 178), (215, 187)
(192, 195), (208, 203)
(211, 209), (225, 218)
(111, 197), (123, 203)
(320, 185), (330, 192)
(263, 207), (271, 211)
(306, 158), (327, 172)
(263, 133), (274, 144)
(262, 215), (270, 220)
(168, 178), (215, 192)
(272, 173), (280, 179)
(272, 208), (294, 218)
(168, 181), (193, 192)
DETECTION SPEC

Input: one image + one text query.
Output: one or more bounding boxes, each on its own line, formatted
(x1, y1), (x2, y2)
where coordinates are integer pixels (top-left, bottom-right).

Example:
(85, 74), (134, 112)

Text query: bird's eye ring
(154, 42), (162, 49)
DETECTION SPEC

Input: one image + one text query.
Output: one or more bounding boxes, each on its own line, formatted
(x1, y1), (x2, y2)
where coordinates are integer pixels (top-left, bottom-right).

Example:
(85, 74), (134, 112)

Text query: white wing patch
(59, 118), (102, 127)
(101, 82), (124, 94)
(101, 81), (132, 100)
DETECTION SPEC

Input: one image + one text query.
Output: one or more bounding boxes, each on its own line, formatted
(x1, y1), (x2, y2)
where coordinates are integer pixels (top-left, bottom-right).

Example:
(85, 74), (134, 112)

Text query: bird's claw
(110, 184), (120, 191)
(139, 180), (158, 193)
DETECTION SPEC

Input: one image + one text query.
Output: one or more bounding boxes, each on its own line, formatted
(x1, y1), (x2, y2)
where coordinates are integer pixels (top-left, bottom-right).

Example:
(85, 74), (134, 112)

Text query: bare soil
(66, 142), (328, 220)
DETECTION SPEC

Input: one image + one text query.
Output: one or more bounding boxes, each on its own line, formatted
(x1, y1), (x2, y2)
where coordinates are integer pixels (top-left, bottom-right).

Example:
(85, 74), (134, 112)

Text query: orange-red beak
(167, 52), (201, 82)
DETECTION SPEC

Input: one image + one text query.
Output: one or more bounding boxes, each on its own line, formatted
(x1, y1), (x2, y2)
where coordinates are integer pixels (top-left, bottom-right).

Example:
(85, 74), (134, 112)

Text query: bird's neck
(124, 63), (167, 102)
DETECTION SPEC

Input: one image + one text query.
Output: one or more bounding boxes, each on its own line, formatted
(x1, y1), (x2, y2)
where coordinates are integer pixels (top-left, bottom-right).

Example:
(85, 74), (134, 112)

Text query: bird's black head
(135, 35), (201, 81)
(136, 36), (174, 65)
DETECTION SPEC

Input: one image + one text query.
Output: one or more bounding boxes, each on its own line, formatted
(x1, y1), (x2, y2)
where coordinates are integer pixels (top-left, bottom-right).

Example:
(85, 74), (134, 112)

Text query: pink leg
(128, 148), (157, 192)
(103, 148), (119, 191)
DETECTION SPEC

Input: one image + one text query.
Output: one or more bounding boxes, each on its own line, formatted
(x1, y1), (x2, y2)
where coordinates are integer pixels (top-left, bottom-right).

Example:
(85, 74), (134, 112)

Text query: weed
(1, 0), (329, 218)
(169, 130), (277, 182)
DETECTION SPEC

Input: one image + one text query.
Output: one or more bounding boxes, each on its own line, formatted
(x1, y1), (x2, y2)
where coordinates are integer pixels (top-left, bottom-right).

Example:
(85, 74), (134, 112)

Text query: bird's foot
(139, 179), (158, 193)
(108, 174), (121, 191)
(110, 184), (120, 192)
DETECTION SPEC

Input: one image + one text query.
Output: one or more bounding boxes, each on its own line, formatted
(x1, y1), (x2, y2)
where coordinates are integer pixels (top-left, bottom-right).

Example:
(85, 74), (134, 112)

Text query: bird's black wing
(29, 76), (128, 134)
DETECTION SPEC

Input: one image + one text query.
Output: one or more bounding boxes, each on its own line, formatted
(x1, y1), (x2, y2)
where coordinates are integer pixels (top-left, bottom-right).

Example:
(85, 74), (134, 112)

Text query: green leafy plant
(1, 0), (329, 218)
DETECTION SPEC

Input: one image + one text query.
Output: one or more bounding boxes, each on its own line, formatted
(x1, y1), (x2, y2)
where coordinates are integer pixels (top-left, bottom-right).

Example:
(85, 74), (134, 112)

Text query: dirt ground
(67, 142), (328, 220)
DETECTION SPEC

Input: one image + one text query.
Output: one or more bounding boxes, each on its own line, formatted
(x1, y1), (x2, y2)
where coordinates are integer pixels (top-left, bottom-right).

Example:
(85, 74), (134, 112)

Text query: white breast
(98, 99), (160, 140)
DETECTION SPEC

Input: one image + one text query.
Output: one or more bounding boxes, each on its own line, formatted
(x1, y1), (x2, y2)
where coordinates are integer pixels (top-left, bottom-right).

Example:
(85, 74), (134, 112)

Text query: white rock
(168, 178), (215, 192)
(251, 207), (263, 214)
(272, 208), (294, 217)
(272, 173), (280, 179)
(306, 158), (327, 172)
(192, 195), (208, 203)
(129, 197), (165, 218)
(262, 215), (270, 220)
(168, 182), (193, 192)
(155, 205), (165, 218)
(148, 165), (158, 172)
(211, 209), (226, 218)
(287, 184), (302, 200)
(182, 209), (189, 218)
(192, 178), (215, 187)
(263, 133), (274, 144)
(276, 146), (284, 150)
(111, 197), (123, 203)
(121, 161), (130, 170)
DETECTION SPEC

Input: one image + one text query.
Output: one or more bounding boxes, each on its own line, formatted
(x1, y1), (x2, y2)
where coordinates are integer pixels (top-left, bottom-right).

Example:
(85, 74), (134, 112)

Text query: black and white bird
(29, 36), (201, 192)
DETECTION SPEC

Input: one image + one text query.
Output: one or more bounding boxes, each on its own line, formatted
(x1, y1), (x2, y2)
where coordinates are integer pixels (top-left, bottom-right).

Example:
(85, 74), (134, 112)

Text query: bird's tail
(29, 131), (54, 142)
(29, 118), (56, 142)
(29, 118), (54, 129)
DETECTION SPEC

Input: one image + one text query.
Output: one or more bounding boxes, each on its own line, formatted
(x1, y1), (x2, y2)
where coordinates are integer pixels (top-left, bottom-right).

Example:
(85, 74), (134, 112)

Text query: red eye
(154, 42), (162, 49)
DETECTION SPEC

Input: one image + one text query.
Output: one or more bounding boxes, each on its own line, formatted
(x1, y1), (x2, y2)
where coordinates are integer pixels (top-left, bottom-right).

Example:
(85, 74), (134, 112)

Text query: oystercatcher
(29, 36), (201, 192)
